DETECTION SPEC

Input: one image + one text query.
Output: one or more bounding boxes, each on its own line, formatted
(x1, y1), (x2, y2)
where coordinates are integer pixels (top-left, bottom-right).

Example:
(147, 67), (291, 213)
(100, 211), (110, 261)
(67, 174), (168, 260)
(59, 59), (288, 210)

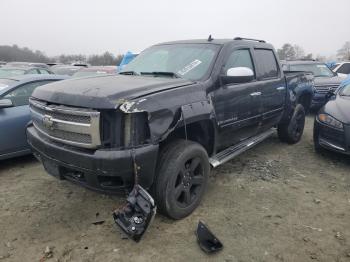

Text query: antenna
(208, 35), (214, 42)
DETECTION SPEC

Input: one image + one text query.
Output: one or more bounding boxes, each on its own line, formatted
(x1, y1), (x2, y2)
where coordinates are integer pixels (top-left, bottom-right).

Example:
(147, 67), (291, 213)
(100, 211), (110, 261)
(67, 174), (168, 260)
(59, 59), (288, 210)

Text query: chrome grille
(29, 98), (101, 149)
(314, 84), (339, 94)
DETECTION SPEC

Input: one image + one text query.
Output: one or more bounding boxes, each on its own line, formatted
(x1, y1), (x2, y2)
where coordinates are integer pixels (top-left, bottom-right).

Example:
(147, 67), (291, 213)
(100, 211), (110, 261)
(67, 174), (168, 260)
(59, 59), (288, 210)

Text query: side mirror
(0, 99), (13, 109)
(221, 67), (254, 85)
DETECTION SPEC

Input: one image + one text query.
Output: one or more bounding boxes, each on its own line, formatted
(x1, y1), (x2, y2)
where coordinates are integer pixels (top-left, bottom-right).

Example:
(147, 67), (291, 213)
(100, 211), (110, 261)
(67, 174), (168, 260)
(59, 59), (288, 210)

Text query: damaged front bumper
(27, 125), (159, 193)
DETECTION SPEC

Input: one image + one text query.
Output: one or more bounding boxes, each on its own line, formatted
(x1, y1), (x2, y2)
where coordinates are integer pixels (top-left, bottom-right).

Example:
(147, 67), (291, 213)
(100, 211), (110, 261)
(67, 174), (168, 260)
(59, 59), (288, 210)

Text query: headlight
(318, 113), (343, 129)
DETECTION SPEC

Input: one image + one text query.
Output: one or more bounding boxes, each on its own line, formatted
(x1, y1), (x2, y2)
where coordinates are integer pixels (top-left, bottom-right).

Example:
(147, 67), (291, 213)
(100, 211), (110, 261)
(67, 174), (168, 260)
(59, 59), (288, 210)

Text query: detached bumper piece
(196, 221), (223, 254)
(113, 185), (156, 242)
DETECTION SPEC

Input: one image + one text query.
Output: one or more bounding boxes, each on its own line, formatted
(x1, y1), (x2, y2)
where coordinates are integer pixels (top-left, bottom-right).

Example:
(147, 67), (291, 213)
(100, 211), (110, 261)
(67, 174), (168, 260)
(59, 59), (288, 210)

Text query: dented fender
(119, 91), (217, 143)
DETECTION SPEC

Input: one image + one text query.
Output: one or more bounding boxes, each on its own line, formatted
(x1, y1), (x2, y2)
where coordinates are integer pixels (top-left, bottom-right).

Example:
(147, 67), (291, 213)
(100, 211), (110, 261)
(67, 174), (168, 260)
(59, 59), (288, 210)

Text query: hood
(32, 74), (194, 109)
(314, 76), (344, 86)
(324, 95), (350, 124)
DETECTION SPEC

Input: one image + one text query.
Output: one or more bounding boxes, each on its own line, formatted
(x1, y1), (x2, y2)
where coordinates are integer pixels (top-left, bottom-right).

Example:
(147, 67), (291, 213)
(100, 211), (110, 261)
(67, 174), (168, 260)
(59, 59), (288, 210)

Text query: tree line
(0, 45), (123, 66)
(0, 42), (349, 65)
(277, 42), (350, 61)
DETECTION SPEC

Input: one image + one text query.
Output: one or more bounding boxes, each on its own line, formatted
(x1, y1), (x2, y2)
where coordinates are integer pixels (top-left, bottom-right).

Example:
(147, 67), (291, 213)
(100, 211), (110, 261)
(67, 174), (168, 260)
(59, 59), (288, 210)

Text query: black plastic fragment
(196, 221), (223, 254)
(113, 185), (156, 242)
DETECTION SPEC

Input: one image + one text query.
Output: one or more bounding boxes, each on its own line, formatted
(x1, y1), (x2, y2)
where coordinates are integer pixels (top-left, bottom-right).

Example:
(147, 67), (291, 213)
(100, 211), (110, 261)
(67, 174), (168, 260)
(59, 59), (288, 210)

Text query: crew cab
(27, 37), (312, 220)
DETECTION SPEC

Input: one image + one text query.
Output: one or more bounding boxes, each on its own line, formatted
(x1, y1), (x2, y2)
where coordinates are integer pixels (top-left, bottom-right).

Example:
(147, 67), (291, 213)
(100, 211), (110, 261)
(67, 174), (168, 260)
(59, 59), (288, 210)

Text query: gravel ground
(0, 116), (349, 262)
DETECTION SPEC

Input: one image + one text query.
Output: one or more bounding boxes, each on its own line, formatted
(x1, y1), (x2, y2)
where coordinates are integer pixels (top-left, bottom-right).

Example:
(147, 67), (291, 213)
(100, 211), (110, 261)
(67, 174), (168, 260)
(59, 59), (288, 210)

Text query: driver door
(213, 48), (262, 150)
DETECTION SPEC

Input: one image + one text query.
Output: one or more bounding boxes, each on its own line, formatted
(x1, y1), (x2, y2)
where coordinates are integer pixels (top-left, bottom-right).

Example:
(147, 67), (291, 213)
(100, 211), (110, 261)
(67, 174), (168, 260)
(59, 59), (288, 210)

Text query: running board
(209, 129), (275, 168)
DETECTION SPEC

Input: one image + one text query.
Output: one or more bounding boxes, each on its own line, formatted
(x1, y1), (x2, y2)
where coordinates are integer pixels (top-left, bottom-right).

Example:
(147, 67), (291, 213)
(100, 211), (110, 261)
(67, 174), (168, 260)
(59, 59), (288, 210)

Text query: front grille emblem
(42, 115), (54, 129)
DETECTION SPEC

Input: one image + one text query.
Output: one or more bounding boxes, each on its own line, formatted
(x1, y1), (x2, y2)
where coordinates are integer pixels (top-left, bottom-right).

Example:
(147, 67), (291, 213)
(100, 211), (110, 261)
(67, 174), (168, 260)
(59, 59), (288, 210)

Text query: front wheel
(277, 104), (306, 144)
(152, 139), (210, 220)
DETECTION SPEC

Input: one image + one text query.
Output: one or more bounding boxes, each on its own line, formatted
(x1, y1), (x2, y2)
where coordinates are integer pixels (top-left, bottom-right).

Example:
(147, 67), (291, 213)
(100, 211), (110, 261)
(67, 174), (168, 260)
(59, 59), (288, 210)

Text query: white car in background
(332, 62), (350, 75)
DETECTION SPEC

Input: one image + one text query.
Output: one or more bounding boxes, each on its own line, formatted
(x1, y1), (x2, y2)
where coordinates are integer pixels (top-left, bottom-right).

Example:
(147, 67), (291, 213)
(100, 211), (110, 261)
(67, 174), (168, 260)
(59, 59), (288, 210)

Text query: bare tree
(277, 44), (296, 60)
(293, 45), (305, 59)
(337, 41), (350, 60)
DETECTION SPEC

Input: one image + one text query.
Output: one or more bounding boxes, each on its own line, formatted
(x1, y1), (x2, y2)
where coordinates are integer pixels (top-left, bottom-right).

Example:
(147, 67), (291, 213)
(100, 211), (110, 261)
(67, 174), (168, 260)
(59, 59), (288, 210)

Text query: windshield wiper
(140, 71), (181, 78)
(119, 71), (139, 76)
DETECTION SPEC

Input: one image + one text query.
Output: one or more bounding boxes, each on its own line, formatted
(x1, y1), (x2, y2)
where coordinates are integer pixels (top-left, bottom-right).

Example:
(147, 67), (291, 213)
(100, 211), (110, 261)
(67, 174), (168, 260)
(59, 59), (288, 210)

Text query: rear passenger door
(213, 47), (261, 150)
(253, 49), (286, 130)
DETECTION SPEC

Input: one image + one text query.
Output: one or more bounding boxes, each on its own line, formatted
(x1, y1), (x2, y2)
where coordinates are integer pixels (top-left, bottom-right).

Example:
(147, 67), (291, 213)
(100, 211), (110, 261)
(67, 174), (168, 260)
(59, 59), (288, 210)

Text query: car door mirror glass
(0, 99), (13, 109)
(221, 67), (254, 85)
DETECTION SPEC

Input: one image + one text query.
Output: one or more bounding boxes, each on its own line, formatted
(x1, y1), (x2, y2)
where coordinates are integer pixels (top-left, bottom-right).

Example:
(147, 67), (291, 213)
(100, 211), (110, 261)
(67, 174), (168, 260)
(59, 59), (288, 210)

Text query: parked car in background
(0, 61), (6, 67)
(27, 37), (312, 220)
(314, 76), (350, 155)
(72, 66), (117, 78)
(46, 62), (63, 67)
(332, 62), (350, 75)
(0, 67), (53, 78)
(71, 62), (89, 68)
(283, 60), (345, 109)
(50, 65), (80, 76)
(0, 75), (67, 160)
(5, 62), (50, 69)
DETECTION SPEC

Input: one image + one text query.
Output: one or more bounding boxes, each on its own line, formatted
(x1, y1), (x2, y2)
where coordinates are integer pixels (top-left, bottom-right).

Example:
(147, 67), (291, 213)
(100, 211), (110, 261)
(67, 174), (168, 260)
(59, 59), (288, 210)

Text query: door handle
(250, 92), (262, 97)
(276, 86), (286, 91)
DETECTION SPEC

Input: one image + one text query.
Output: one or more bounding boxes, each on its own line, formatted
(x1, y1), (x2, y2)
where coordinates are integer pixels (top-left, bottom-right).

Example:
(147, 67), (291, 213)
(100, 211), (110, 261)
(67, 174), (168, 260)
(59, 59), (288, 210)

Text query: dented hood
(32, 74), (194, 109)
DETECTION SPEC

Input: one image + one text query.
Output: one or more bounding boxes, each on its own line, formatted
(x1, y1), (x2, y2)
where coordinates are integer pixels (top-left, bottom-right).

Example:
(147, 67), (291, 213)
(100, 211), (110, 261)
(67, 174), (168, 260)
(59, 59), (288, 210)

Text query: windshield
(289, 63), (334, 77)
(121, 44), (220, 81)
(0, 68), (26, 77)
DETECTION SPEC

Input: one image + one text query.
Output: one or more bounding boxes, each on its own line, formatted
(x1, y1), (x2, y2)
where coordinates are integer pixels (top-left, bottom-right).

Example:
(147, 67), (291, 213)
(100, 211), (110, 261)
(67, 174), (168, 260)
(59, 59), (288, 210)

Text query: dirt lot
(0, 115), (349, 262)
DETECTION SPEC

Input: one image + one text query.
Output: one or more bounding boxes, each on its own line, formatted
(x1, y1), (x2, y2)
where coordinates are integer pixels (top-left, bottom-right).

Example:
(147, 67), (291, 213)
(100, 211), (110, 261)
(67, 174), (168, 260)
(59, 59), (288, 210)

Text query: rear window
(254, 49), (279, 79)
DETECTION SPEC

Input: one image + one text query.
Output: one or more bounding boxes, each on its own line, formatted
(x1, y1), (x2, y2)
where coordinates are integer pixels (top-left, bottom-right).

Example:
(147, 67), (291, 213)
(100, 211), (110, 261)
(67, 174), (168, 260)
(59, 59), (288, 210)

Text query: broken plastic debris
(113, 185), (156, 242)
(196, 221), (223, 254)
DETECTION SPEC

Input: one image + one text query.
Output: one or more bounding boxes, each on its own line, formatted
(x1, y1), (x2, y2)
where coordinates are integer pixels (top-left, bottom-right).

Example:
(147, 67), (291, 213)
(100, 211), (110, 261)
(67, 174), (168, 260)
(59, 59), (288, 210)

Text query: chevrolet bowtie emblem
(42, 115), (54, 129)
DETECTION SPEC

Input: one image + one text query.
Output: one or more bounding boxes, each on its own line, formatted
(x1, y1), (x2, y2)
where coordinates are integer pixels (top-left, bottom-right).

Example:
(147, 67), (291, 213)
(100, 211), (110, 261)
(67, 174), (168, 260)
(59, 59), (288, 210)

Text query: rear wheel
(152, 139), (210, 220)
(278, 104), (306, 144)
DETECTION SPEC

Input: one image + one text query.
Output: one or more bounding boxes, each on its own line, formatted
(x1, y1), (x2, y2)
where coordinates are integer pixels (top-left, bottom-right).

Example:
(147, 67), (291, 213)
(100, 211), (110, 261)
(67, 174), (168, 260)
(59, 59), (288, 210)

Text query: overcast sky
(1, 0), (349, 57)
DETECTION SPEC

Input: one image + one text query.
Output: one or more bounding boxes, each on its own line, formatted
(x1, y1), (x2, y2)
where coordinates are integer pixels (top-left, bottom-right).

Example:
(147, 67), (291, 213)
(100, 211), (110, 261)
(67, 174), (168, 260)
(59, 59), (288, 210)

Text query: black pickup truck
(27, 37), (313, 221)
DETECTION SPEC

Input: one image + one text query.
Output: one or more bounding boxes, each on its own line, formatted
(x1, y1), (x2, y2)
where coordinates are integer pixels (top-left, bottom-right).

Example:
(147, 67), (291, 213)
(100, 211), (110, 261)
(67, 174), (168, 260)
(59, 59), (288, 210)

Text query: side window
(39, 69), (50, 74)
(27, 69), (39, 74)
(4, 80), (54, 106)
(254, 49), (279, 79)
(337, 64), (350, 74)
(224, 49), (255, 75)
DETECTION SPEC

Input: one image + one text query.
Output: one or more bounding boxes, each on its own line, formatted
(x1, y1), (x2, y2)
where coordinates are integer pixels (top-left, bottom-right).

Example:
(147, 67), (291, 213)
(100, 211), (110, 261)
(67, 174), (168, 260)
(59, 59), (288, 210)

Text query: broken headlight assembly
(123, 112), (151, 147)
(113, 184), (156, 242)
(318, 113), (343, 130)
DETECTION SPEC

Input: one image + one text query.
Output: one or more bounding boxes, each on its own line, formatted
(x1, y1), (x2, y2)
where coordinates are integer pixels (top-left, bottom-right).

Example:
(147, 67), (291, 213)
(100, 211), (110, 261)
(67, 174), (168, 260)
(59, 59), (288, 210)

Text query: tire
(152, 139), (210, 220)
(278, 104), (306, 144)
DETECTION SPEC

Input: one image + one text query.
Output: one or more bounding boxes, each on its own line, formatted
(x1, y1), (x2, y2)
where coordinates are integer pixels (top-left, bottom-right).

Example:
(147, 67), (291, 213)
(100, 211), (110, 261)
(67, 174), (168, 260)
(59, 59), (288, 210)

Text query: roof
(0, 66), (49, 71)
(0, 74), (68, 94)
(155, 38), (273, 48)
(0, 74), (67, 85)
